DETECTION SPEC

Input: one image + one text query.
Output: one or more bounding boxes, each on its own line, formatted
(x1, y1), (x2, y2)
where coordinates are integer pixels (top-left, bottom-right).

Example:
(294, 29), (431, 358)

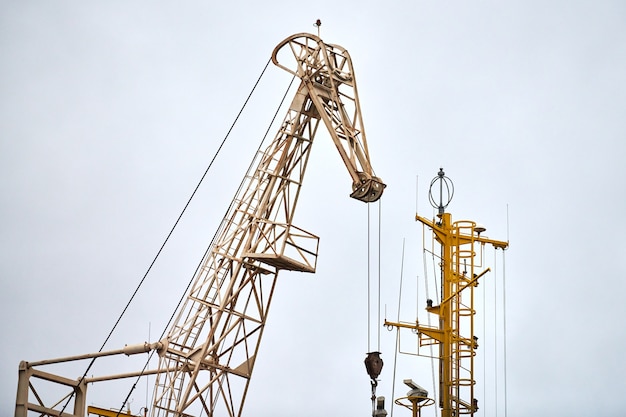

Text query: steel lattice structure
(150, 33), (385, 417)
(15, 33), (384, 417)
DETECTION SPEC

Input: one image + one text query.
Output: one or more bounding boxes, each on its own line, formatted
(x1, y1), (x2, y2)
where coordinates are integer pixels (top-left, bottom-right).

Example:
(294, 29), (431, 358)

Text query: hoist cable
(367, 203), (371, 353)
(377, 198), (382, 352)
(366, 199), (382, 353)
(112, 60), (298, 416)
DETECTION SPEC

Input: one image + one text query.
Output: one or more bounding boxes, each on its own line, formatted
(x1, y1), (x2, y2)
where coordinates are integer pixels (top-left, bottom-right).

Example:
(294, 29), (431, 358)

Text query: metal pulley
(364, 351), (384, 381)
(365, 352), (384, 417)
(351, 173), (386, 202)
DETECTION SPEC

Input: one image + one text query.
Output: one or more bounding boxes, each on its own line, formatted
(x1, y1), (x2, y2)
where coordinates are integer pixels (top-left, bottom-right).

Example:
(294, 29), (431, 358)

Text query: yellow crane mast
(15, 32), (385, 417)
(385, 169), (508, 417)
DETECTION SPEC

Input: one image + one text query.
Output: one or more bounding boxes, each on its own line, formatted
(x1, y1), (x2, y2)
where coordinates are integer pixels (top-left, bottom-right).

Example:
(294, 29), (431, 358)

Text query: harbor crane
(15, 32), (385, 417)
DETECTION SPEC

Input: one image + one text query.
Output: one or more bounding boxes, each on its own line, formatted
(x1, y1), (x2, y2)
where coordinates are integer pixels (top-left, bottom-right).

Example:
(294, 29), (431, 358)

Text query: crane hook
(364, 351), (383, 380)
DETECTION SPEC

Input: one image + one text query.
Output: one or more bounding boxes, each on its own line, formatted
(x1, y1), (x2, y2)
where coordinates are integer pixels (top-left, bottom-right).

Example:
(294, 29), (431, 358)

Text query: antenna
(428, 168), (454, 215)
(415, 174), (419, 215)
(313, 19), (322, 37)
(386, 168), (509, 417)
(506, 203), (510, 243)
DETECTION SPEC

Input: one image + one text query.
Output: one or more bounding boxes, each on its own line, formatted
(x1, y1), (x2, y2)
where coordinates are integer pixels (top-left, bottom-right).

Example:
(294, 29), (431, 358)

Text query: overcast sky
(2, 1), (626, 416)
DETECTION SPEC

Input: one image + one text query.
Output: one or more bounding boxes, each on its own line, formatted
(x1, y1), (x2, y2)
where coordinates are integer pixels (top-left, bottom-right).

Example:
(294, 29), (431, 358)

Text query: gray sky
(2, 1), (626, 416)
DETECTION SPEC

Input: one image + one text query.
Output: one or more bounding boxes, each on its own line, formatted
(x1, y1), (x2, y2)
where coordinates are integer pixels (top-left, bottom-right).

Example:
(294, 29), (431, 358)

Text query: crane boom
(271, 33), (384, 201)
(151, 33), (385, 417)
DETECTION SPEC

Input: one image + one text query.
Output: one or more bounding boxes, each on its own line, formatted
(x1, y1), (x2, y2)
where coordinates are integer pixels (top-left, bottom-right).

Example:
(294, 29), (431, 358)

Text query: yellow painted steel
(87, 405), (142, 417)
(385, 211), (507, 417)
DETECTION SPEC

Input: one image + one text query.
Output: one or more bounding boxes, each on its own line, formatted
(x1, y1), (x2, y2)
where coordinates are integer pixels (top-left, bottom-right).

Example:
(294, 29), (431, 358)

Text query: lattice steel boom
(150, 33), (385, 417)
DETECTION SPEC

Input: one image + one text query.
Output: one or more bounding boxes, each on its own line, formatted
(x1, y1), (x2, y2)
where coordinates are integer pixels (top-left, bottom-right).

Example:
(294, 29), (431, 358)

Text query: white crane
(15, 32), (385, 417)
(150, 32), (385, 417)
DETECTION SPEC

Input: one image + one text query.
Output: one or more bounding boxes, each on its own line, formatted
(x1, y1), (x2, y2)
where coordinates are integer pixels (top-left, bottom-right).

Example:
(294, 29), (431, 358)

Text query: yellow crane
(15, 32), (385, 417)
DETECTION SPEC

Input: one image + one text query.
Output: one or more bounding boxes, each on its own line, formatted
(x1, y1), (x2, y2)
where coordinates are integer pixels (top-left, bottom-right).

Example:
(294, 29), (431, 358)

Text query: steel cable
(115, 60), (299, 417)
(58, 56), (277, 416)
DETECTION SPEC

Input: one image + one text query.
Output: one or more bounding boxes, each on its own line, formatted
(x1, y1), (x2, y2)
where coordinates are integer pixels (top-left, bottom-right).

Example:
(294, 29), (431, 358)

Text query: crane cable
(378, 199), (382, 352)
(57, 56), (278, 416)
(366, 196), (383, 415)
(366, 198), (383, 353)
(115, 61), (299, 417)
(116, 61), (300, 417)
(367, 204), (372, 352)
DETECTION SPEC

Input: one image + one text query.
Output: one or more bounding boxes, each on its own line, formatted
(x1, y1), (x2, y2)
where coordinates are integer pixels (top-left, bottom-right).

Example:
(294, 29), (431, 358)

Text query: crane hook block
(364, 351), (384, 380)
(351, 175), (386, 203)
